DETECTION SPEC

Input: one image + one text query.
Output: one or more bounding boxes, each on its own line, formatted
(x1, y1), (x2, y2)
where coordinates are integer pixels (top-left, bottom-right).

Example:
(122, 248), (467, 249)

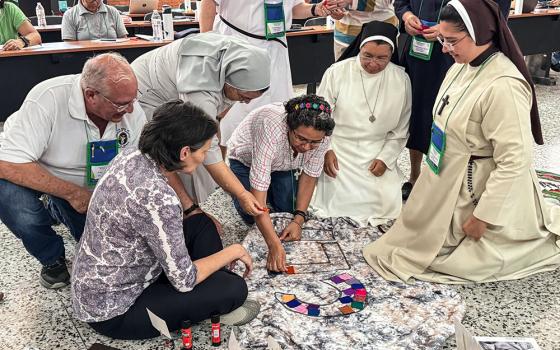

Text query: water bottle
(36, 2), (47, 27)
(162, 5), (174, 40)
(151, 10), (163, 41)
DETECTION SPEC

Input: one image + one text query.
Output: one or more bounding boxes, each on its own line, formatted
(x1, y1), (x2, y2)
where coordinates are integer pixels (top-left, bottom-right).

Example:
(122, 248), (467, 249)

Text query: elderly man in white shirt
(0, 53), (146, 289)
(61, 0), (127, 41)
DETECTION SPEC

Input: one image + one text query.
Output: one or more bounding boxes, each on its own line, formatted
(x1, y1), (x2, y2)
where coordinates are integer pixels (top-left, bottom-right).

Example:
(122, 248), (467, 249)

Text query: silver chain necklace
(359, 69), (385, 123)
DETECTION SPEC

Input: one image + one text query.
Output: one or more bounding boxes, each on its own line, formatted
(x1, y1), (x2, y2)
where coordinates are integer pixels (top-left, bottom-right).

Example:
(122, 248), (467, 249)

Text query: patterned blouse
(71, 149), (198, 322)
(227, 103), (330, 192)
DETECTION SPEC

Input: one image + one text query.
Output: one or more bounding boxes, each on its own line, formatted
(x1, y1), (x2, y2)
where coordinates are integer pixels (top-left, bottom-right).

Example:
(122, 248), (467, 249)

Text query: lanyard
(84, 121), (118, 143)
(417, 0), (446, 23)
(433, 53), (498, 132)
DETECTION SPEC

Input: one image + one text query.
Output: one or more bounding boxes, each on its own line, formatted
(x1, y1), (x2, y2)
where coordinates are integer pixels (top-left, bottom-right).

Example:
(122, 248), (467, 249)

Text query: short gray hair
(80, 52), (135, 94)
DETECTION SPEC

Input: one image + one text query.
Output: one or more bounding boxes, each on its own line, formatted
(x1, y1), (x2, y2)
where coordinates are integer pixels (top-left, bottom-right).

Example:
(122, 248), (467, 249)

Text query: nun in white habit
(131, 32), (270, 208)
(310, 21), (412, 226)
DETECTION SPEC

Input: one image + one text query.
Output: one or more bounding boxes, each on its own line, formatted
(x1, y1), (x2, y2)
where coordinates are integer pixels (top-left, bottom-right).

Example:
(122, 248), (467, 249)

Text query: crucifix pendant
(369, 115), (376, 123)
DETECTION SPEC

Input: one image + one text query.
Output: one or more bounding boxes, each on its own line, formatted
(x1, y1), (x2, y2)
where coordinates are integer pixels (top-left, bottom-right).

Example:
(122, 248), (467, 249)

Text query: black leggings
(88, 213), (248, 340)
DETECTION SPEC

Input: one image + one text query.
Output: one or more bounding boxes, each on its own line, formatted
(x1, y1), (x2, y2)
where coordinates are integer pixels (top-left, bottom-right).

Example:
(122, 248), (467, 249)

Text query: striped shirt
(228, 103), (330, 192)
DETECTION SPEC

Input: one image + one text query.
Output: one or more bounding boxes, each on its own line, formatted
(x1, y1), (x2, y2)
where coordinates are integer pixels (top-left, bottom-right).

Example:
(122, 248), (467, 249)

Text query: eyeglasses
(94, 90), (137, 112)
(291, 130), (324, 146)
(436, 34), (468, 51)
(359, 53), (391, 64)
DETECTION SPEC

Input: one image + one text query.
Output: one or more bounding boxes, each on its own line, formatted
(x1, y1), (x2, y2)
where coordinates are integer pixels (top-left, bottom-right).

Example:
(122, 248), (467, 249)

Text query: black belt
(470, 155), (491, 161)
(219, 15), (288, 48)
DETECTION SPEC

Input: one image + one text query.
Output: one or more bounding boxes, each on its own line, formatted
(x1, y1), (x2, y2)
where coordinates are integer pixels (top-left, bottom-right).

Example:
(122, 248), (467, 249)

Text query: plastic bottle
(36, 3), (47, 27)
(181, 320), (193, 350)
(211, 315), (221, 347)
(162, 5), (174, 40)
(151, 10), (163, 41)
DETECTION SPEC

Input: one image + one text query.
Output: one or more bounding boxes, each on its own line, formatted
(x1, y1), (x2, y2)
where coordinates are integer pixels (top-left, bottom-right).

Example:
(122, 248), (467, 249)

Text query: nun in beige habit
(132, 32), (271, 208)
(363, 0), (560, 284)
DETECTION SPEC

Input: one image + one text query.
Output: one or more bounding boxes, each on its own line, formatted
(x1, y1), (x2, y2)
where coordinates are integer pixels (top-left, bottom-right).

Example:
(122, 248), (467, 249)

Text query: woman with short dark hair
(0, 0), (41, 50)
(228, 94), (335, 272)
(71, 100), (258, 340)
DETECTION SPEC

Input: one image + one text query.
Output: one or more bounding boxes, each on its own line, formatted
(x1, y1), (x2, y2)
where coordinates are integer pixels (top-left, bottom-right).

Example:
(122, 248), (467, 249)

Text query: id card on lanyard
(86, 139), (119, 188)
(264, 0), (286, 39)
(426, 53), (498, 175)
(84, 123), (120, 188)
(408, 0), (444, 61)
(426, 122), (446, 174)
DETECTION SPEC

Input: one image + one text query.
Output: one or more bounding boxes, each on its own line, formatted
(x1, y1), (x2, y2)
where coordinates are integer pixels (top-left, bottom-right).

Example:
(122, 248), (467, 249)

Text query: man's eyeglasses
(291, 130), (324, 146)
(436, 34), (468, 51)
(359, 53), (390, 64)
(93, 89), (137, 112)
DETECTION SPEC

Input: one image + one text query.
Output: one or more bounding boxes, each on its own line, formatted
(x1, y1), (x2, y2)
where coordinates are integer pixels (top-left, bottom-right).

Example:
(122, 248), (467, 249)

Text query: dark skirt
(402, 36), (454, 154)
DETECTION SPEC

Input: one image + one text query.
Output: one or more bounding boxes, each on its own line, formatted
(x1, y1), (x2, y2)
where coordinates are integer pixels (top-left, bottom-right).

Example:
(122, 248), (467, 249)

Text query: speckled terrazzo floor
(0, 72), (559, 350)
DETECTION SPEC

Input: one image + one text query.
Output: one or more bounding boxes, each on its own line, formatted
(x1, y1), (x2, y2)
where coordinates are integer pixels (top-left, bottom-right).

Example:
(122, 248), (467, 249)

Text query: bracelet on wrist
(293, 209), (307, 221)
(183, 203), (200, 216)
(311, 4), (317, 16)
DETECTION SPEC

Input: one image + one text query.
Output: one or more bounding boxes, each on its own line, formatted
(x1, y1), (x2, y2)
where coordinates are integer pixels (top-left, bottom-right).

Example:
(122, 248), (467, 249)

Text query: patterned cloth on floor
(234, 214), (465, 349)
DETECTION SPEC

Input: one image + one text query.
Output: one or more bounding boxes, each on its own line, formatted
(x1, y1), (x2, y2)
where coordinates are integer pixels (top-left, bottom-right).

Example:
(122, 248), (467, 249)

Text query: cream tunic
(310, 57), (411, 226)
(363, 53), (560, 284)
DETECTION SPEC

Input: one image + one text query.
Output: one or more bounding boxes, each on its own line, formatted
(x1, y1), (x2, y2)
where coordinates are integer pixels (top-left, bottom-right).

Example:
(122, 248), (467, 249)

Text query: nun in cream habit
(131, 32), (270, 205)
(310, 21), (412, 226)
(363, 0), (560, 284)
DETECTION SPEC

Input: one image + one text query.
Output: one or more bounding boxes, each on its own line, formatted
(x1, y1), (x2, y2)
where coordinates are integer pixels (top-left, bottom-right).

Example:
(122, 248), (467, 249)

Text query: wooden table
(36, 20), (200, 43)
(0, 26), (333, 121)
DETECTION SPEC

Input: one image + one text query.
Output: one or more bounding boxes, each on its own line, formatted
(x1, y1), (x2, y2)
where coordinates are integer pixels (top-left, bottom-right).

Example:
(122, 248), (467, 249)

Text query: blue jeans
(229, 159), (297, 224)
(552, 51), (560, 66)
(0, 179), (86, 266)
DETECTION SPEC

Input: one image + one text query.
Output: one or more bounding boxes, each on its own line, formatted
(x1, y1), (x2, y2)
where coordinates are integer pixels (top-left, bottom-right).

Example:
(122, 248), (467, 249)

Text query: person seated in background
(310, 21), (411, 227)
(0, 0), (41, 50)
(131, 32), (272, 207)
(72, 101), (258, 340)
(0, 53), (146, 289)
(227, 94), (335, 272)
(61, 0), (127, 41)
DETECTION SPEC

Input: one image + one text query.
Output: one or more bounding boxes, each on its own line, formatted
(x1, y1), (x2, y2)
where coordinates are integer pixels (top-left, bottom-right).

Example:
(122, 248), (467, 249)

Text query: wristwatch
(183, 203), (200, 216)
(19, 35), (30, 47)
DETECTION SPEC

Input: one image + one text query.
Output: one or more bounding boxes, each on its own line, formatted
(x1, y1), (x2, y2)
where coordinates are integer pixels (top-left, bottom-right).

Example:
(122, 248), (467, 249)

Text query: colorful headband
(294, 102), (331, 114)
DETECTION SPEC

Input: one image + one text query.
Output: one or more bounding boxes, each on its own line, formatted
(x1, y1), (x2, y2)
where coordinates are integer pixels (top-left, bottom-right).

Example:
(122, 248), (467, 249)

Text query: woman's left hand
(462, 214), (488, 241)
(237, 190), (262, 216)
(2, 38), (25, 51)
(279, 221), (303, 241)
(368, 159), (387, 177)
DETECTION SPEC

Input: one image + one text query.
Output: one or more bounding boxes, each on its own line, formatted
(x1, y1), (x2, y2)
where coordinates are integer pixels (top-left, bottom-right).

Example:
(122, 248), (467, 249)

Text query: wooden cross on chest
(437, 95), (450, 116)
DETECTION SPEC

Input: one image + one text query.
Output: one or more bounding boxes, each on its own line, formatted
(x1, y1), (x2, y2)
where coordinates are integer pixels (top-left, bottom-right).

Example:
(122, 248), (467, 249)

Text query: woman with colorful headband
(363, 0), (560, 284)
(227, 94), (335, 272)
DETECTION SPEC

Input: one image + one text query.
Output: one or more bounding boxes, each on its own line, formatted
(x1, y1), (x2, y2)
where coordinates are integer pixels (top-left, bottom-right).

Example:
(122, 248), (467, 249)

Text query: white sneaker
(220, 299), (260, 326)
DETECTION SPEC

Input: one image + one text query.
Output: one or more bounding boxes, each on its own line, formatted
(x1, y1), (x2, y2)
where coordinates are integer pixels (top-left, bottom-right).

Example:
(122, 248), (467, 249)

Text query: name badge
(426, 122), (446, 175)
(409, 36), (433, 61)
(264, 1), (286, 39)
(86, 139), (119, 188)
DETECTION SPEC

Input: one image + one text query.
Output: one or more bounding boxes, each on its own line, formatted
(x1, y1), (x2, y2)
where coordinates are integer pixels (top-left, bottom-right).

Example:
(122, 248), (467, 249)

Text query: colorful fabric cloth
(228, 103), (330, 192)
(0, 2), (27, 45)
(71, 149), (198, 322)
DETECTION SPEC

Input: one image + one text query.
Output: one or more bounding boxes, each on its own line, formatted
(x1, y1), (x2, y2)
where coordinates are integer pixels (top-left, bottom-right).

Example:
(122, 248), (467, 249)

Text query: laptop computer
(129, 0), (158, 14)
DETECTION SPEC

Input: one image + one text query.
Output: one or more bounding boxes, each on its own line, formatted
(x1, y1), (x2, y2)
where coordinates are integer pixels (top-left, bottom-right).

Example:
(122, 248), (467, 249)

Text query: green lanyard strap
(417, 0), (447, 23)
(434, 52), (499, 132)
